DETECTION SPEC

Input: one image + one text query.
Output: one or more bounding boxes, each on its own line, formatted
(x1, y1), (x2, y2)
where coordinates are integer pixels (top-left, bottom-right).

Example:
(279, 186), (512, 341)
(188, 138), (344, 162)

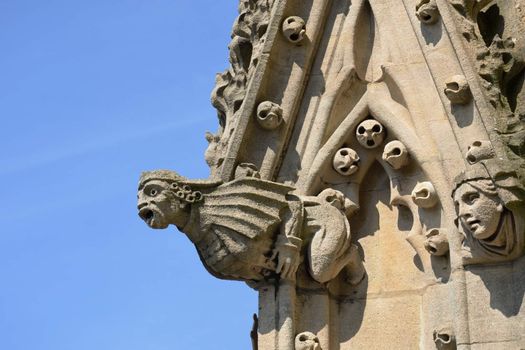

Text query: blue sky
(0, 1), (257, 349)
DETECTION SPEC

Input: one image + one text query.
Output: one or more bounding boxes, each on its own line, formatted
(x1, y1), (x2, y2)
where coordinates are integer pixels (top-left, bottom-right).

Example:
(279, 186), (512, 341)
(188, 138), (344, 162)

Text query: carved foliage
(207, 0), (275, 170)
(447, 0), (525, 156)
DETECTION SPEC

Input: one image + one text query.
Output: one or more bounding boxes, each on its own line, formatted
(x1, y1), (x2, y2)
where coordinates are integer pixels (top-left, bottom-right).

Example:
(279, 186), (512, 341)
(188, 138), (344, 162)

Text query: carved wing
(199, 178), (294, 239)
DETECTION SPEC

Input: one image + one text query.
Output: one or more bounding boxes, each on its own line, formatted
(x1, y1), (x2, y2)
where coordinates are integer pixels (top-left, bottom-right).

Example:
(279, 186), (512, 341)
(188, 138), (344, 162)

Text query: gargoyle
(137, 169), (364, 284)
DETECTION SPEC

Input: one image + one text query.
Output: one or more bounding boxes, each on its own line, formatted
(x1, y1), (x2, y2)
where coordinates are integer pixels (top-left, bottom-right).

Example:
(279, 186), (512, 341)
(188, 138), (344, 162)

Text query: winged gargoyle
(137, 169), (364, 284)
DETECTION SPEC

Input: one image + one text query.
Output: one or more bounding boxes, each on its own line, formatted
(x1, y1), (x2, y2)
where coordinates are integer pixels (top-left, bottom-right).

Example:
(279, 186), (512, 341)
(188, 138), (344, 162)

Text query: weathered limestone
(138, 0), (525, 348)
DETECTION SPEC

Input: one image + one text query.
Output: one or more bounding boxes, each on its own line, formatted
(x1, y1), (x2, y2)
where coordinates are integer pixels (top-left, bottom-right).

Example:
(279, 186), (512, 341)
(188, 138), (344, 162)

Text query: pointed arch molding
(137, 0), (525, 348)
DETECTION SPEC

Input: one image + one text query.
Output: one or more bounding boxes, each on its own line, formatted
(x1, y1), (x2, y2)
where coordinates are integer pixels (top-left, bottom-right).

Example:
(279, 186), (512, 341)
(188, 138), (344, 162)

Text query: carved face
(282, 16), (306, 44)
(382, 140), (409, 169)
(137, 180), (186, 229)
(356, 119), (385, 149)
(256, 101), (283, 130)
(466, 140), (494, 164)
(295, 332), (321, 350)
(416, 0), (439, 25)
(454, 182), (503, 240)
(332, 147), (359, 176)
(444, 75), (471, 104)
(411, 182), (438, 208)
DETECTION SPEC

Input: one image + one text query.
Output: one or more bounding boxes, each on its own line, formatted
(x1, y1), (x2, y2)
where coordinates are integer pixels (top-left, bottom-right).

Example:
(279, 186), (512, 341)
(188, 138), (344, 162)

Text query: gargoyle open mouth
(139, 208), (155, 226)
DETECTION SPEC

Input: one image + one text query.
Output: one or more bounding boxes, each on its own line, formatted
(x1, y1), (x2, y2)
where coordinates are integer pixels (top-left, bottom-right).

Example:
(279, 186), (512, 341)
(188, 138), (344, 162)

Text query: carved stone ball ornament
(355, 119), (386, 149)
(412, 182), (439, 208)
(295, 332), (322, 350)
(452, 161), (525, 264)
(282, 16), (306, 44)
(415, 0), (440, 25)
(465, 140), (495, 164)
(332, 147), (360, 176)
(256, 101), (283, 130)
(444, 75), (471, 104)
(382, 140), (409, 169)
(424, 228), (449, 256)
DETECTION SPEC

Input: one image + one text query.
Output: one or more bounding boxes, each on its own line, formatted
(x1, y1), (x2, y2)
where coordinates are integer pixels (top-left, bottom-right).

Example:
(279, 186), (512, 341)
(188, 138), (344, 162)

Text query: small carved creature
(256, 101), (283, 130)
(355, 119), (385, 149)
(235, 162), (261, 179)
(416, 0), (440, 25)
(137, 170), (365, 284)
(295, 332), (322, 350)
(204, 132), (223, 169)
(333, 147), (360, 176)
(382, 140), (409, 169)
(433, 328), (456, 350)
(412, 182), (439, 208)
(465, 140), (494, 164)
(282, 16), (306, 44)
(444, 75), (471, 104)
(424, 228), (449, 256)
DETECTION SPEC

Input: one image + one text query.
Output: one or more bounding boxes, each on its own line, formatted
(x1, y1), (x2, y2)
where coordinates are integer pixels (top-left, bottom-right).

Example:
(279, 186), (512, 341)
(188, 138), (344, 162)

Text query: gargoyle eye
(150, 188), (158, 197)
(466, 193), (479, 204)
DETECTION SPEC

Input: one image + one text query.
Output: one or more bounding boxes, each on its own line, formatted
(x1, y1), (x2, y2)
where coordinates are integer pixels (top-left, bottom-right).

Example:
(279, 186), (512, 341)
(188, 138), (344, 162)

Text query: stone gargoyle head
(137, 170), (217, 230)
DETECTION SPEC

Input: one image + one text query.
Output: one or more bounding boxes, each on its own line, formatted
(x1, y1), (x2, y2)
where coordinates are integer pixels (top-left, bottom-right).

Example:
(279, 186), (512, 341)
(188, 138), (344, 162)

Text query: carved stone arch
(339, 160), (431, 347)
(304, 84), (436, 193)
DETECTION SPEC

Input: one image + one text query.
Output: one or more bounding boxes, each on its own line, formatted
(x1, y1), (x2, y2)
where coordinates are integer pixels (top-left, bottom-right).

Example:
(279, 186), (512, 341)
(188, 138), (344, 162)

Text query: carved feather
(199, 178), (294, 239)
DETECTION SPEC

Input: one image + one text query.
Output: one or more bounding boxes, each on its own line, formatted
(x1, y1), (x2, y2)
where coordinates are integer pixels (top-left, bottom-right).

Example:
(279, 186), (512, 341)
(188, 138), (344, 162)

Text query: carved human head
(453, 179), (503, 239)
(137, 170), (202, 229)
(424, 228), (449, 256)
(295, 332), (321, 350)
(356, 119), (385, 149)
(452, 162), (525, 240)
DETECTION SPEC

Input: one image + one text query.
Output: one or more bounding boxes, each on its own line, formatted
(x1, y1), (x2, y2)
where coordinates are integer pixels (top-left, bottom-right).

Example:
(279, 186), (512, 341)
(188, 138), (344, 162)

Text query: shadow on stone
(451, 101), (474, 128)
(467, 257), (525, 317)
(420, 20), (443, 47)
